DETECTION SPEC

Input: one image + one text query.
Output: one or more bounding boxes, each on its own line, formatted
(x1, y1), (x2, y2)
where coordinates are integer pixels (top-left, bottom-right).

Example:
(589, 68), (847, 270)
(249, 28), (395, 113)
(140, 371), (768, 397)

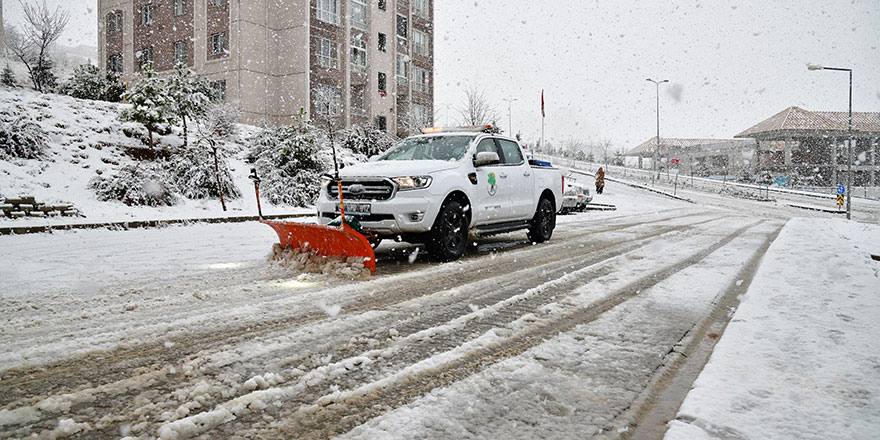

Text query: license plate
(337, 202), (371, 215)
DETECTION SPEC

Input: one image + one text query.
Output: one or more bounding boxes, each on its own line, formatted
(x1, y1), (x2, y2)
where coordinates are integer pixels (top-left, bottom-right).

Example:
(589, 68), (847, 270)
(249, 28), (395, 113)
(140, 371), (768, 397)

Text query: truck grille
(328, 179), (395, 201)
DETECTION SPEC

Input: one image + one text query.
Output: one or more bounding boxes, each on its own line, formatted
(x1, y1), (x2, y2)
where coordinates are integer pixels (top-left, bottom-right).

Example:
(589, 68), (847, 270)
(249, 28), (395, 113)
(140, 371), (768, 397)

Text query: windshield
(378, 136), (473, 161)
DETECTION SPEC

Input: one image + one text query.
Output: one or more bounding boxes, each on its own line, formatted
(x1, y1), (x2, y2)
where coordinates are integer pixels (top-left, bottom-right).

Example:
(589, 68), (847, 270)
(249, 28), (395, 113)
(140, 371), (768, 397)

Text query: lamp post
(808, 64), (852, 220)
(646, 78), (669, 184)
(503, 98), (517, 135)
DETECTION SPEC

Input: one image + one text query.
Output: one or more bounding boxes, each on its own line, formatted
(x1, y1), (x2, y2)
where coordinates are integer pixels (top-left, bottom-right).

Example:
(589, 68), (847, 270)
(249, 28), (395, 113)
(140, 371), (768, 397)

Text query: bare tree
(5, 0), (69, 93)
(595, 138), (613, 165)
(457, 86), (499, 127)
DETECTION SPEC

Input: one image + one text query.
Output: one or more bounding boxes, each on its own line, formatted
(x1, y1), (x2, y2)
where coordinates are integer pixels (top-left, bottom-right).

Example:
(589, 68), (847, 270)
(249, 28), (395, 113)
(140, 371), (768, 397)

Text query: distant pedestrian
(595, 167), (605, 194)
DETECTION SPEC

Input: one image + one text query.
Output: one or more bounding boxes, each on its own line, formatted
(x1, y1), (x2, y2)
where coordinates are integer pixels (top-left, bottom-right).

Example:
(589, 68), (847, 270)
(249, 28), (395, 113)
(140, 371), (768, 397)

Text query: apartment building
(97, 0), (434, 135)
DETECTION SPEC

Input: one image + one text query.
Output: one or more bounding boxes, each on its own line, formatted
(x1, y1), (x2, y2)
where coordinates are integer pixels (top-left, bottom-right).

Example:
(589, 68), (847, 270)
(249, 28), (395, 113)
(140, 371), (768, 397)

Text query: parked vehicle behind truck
(316, 126), (564, 261)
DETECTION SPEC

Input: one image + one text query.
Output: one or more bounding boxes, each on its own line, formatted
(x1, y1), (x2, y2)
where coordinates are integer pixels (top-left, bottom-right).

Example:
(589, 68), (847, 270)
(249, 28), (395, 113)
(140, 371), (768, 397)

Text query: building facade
(97, 0), (434, 134)
(626, 138), (757, 177)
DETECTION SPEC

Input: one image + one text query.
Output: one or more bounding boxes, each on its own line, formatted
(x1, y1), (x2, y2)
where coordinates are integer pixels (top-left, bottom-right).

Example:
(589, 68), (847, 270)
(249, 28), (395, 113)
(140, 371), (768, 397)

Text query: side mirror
(473, 151), (500, 167)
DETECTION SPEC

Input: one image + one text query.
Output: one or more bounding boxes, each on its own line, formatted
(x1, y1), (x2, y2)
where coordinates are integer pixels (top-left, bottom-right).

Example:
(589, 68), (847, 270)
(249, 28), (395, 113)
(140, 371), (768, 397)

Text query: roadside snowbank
(666, 218), (880, 439)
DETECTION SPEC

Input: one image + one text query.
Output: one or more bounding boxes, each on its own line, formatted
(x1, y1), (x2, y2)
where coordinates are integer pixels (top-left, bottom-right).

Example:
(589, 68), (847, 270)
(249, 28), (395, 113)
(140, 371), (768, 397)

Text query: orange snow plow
(249, 122), (376, 274)
(260, 219), (376, 274)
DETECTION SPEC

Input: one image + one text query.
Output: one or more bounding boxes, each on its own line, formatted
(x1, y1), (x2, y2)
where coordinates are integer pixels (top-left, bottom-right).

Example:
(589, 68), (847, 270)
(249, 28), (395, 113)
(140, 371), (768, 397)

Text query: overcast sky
(5, 0), (880, 150)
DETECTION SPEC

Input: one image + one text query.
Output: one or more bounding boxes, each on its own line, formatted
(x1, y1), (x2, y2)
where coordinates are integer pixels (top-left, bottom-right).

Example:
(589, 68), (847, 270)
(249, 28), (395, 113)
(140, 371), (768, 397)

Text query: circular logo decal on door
(487, 172), (497, 196)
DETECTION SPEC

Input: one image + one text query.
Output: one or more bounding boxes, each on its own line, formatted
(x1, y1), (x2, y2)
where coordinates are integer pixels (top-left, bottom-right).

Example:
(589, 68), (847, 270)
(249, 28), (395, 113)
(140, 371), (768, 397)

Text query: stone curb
(0, 213), (313, 235)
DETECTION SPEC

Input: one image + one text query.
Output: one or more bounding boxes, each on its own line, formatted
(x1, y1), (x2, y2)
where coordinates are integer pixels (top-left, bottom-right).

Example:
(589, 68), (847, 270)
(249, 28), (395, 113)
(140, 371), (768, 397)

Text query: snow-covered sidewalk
(666, 218), (880, 439)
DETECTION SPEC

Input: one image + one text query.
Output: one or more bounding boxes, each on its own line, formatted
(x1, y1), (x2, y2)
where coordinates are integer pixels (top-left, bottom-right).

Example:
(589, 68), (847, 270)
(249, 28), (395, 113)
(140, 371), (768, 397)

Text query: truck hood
(339, 160), (462, 178)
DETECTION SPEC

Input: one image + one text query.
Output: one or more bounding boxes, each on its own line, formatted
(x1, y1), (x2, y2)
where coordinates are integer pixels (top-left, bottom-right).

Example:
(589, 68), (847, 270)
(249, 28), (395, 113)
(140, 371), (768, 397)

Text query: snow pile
(666, 218), (880, 440)
(269, 243), (372, 280)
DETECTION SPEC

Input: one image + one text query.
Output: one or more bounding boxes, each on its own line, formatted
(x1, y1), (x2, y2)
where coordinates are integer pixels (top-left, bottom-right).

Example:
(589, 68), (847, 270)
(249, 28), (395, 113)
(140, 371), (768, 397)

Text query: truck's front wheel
(426, 200), (468, 261)
(527, 198), (556, 243)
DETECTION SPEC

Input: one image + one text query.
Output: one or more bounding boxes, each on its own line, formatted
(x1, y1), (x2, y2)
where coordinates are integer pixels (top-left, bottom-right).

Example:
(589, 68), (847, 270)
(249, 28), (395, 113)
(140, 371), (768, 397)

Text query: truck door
(497, 138), (534, 218)
(472, 138), (513, 223)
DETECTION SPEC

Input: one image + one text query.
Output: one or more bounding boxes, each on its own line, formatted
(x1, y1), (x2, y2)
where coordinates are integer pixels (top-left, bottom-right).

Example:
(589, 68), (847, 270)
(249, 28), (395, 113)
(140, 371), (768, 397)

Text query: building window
(107, 54), (122, 73)
(376, 115), (387, 131)
(351, 84), (366, 111)
(396, 14), (408, 39)
(378, 0), (387, 11)
(412, 103), (429, 127)
(140, 4), (153, 25)
(378, 33), (387, 52)
(413, 29), (428, 56)
(211, 0), (226, 7)
(174, 40), (188, 64)
(396, 54), (409, 85)
(138, 47), (153, 68)
(107, 11), (122, 32)
(315, 84), (341, 116)
(412, 66), (428, 93)
(317, 0), (339, 25)
(211, 32), (227, 56)
(351, 0), (367, 31)
(378, 72), (387, 92)
(316, 37), (339, 70)
(413, 0), (429, 19)
(351, 37), (367, 69)
(174, 0), (186, 16)
(211, 80), (227, 101)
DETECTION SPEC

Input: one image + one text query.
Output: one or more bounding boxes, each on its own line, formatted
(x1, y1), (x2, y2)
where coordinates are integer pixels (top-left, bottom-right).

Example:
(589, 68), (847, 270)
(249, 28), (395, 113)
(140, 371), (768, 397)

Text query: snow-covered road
(0, 183), (810, 439)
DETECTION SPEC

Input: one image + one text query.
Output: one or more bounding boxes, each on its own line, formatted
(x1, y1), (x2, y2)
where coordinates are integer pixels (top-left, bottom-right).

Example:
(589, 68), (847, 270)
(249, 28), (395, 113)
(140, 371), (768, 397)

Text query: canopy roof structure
(735, 107), (880, 140)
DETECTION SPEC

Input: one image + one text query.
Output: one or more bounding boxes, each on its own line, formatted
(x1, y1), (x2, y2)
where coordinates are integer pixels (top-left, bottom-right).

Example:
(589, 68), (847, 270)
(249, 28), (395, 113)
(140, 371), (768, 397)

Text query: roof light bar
(420, 125), (496, 134)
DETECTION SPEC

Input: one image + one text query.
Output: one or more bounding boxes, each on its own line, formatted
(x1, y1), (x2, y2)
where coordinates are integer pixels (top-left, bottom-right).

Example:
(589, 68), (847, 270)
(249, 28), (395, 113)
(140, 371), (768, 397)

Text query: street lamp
(646, 78), (669, 184)
(502, 98), (517, 135)
(808, 64), (853, 220)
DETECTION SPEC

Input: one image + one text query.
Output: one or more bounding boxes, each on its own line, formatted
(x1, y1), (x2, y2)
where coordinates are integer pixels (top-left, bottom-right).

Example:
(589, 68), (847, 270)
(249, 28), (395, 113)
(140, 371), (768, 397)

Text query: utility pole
(646, 78), (669, 185)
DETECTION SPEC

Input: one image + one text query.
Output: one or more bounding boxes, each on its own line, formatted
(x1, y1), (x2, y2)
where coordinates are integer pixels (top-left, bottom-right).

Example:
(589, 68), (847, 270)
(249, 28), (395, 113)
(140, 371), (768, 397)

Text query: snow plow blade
(261, 220), (376, 274)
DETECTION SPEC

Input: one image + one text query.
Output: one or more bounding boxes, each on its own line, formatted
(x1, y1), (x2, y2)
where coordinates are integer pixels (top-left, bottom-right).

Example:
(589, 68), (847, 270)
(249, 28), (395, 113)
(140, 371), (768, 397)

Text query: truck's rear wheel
(527, 198), (556, 243)
(426, 200), (468, 261)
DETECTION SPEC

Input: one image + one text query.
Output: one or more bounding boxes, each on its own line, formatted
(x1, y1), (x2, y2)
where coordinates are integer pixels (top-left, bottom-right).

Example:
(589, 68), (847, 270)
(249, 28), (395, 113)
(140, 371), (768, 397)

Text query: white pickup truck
(316, 127), (564, 261)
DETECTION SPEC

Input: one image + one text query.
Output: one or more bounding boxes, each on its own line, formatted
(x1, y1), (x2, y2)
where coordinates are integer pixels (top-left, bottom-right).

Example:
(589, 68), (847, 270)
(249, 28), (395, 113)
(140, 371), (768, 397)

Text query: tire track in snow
(163, 218), (765, 439)
(0, 213), (724, 438)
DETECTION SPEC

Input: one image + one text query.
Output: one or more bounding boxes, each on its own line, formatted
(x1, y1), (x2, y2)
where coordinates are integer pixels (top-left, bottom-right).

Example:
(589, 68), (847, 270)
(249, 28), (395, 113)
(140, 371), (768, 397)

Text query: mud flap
(261, 220), (376, 274)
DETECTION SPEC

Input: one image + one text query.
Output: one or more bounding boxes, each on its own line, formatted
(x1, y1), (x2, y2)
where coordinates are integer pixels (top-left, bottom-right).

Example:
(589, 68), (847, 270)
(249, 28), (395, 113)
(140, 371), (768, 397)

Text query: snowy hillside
(0, 86), (362, 225)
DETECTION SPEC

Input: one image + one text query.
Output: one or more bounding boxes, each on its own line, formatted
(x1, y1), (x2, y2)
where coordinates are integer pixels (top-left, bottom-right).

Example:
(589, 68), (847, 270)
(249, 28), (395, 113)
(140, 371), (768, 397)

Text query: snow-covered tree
(119, 64), (176, 148)
(166, 64), (212, 147)
(199, 104), (240, 141)
(247, 113), (326, 206)
(61, 64), (124, 102)
(339, 124), (393, 158)
(0, 116), (49, 160)
(1, 65), (19, 87)
(4, 1), (69, 93)
(162, 146), (240, 200)
(88, 163), (177, 206)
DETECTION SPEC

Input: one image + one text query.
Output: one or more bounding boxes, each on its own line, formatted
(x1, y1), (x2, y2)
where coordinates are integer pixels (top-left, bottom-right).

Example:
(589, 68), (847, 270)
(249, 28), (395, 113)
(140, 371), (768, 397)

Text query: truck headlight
(393, 175), (432, 190)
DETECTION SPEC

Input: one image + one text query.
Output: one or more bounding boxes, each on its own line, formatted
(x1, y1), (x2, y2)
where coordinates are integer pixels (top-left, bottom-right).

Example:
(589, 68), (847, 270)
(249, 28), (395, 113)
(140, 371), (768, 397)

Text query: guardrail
(538, 154), (880, 201)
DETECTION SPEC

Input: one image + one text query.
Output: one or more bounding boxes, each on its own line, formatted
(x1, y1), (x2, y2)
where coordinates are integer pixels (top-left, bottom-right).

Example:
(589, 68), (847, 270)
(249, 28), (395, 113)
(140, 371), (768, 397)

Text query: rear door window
(497, 139), (524, 165)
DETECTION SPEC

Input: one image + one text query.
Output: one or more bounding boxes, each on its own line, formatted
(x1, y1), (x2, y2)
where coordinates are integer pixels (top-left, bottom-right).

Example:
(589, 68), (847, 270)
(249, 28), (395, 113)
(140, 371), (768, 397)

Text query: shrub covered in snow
(0, 116), (49, 160)
(89, 163), (177, 206)
(162, 146), (241, 200)
(1, 65), (18, 88)
(199, 104), (240, 142)
(339, 124), (393, 158)
(247, 115), (327, 206)
(60, 64), (125, 102)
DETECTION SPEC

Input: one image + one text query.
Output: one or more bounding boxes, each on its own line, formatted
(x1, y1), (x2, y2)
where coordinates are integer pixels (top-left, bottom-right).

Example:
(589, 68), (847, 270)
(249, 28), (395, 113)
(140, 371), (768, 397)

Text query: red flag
(541, 90), (545, 118)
